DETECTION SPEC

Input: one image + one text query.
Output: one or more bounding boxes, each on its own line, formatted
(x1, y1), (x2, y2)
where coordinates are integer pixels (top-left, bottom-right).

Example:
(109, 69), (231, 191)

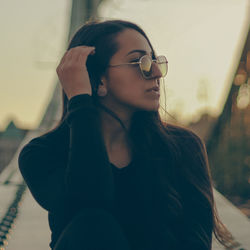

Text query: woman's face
(101, 28), (162, 115)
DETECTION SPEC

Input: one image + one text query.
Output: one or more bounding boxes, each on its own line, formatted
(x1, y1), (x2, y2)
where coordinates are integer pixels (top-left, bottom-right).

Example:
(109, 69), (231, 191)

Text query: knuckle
(70, 46), (81, 52)
(65, 62), (74, 69)
(63, 62), (78, 71)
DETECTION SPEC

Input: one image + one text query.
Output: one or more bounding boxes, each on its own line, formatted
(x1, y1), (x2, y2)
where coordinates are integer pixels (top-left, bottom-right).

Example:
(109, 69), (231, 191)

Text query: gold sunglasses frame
(108, 54), (168, 79)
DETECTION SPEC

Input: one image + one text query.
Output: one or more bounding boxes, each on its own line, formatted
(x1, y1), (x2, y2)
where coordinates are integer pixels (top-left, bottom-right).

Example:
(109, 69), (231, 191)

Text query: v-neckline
(110, 160), (133, 172)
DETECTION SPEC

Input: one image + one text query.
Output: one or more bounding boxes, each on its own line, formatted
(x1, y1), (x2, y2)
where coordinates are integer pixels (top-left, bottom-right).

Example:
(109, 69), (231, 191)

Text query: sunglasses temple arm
(109, 62), (140, 67)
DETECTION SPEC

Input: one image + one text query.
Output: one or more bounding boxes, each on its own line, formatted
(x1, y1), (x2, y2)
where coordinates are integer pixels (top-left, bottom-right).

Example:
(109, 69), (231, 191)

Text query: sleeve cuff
(67, 94), (94, 111)
(65, 94), (99, 126)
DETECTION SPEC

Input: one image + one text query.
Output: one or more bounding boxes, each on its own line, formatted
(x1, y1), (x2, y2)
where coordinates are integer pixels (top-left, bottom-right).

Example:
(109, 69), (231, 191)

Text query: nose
(151, 62), (162, 79)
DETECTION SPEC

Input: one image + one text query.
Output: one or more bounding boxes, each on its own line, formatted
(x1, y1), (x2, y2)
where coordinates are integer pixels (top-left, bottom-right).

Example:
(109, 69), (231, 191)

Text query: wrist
(68, 90), (92, 100)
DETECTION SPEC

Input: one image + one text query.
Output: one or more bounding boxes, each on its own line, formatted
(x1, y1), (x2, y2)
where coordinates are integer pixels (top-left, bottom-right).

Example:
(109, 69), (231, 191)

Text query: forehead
(113, 28), (153, 57)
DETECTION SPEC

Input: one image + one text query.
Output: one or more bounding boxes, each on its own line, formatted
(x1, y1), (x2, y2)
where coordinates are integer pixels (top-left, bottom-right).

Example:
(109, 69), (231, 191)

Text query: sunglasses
(108, 54), (168, 79)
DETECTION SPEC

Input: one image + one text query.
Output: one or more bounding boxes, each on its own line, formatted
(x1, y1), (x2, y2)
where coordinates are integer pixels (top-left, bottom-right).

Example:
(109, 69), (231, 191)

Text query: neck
(99, 108), (132, 152)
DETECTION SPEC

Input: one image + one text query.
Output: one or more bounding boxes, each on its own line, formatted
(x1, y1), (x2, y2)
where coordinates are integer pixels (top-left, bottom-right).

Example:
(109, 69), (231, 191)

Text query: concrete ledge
(213, 188), (250, 249)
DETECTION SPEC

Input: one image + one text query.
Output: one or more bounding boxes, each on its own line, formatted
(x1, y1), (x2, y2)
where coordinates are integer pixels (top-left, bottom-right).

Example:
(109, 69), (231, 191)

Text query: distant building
(0, 120), (29, 173)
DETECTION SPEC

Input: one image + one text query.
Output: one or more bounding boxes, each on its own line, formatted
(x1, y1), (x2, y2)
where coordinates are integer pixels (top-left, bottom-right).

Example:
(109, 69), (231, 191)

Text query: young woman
(18, 19), (233, 250)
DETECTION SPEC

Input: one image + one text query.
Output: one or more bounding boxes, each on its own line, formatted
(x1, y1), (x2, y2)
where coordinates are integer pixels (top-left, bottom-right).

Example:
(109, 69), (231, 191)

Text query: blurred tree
(207, 29), (250, 200)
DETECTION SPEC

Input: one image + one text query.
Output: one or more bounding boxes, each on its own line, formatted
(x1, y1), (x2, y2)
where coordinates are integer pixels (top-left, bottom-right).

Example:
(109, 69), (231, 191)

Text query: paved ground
(0, 131), (51, 250)
(5, 189), (51, 250)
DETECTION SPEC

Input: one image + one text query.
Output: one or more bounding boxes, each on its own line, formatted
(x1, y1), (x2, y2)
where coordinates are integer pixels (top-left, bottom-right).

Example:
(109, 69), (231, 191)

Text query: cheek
(108, 70), (144, 97)
(106, 71), (160, 111)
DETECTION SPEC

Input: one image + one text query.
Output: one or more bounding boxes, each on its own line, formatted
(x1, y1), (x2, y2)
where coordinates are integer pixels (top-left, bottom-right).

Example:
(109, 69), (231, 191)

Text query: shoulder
(150, 122), (206, 160)
(163, 122), (201, 139)
(160, 123), (208, 173)
(19, 123), (69, 167)
(163, 122), (205, 150)
(20, 134), (59, 155)
(18, 134), (54, 169)
(19, 134), (51, 157)
(162, 124), (212, 197)
(22, 121), (69, 152)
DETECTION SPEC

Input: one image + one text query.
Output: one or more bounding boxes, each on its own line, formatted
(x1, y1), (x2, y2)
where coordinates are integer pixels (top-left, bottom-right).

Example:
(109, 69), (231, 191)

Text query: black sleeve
(18, 140), (68, 212)
(18, 94), (115, 214)
(64, 94), (115, 211)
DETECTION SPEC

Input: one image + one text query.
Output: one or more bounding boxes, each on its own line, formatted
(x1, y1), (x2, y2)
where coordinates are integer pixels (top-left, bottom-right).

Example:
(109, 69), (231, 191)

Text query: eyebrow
(126, 49), (153, 56)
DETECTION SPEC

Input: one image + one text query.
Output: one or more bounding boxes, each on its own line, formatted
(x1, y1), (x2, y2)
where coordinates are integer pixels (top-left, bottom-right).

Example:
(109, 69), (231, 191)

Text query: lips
(147, 86), (159, 92)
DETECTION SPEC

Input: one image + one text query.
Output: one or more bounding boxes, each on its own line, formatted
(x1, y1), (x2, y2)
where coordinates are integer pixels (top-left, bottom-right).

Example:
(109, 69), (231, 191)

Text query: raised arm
(19, 45), (116, 214)
(64, 94), (115, 212)
(18, 94), (115, 214)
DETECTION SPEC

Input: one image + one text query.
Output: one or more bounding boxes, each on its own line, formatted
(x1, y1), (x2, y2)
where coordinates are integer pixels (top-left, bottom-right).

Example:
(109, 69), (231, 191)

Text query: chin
(136, 102), (160, 112)
(149, 105), (160, 112)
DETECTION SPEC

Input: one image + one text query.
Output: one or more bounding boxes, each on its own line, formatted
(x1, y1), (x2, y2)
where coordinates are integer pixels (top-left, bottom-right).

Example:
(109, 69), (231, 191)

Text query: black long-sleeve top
(18, 94), (213, 250)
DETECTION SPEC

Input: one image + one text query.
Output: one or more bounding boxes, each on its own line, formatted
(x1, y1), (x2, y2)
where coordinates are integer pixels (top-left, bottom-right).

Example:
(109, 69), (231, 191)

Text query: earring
(97, 85), (107, 97)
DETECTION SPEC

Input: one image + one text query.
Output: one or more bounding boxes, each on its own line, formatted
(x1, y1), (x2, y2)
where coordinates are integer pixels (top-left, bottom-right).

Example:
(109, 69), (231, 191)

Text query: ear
(100, 76), (108, 87)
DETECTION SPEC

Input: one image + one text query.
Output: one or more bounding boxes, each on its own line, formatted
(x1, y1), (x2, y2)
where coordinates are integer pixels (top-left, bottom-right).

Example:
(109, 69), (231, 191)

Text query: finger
(69, 45), (94, 53)
(77, 51), (95, 66)
(77, 47), (95, 65)
(65, 46), (93, 64)
(58, 50), (69, 66)
(72, 46), (95, 56)
(59, 46), (94, 69)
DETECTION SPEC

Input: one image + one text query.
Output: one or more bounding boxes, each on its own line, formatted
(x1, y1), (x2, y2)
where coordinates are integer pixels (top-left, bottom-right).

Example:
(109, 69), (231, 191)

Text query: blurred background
(0, 0), (249, 249)
(0, 0), (248, 129)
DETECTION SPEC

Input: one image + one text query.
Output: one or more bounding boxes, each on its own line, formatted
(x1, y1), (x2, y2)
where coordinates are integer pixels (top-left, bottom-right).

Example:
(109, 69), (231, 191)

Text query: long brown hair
(43, 19), (234, 249)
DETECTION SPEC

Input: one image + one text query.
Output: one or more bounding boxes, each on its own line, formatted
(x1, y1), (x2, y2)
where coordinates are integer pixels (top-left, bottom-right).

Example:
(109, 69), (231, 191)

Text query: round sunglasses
(108, 54), (168, 79)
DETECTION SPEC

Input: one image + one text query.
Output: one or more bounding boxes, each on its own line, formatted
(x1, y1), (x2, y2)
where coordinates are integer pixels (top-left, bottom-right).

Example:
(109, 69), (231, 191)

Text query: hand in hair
(56, 46), (95, 99)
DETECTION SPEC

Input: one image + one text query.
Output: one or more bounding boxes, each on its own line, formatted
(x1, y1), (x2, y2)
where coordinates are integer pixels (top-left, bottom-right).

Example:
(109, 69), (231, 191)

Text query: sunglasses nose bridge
(151, 61), (163, 78)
